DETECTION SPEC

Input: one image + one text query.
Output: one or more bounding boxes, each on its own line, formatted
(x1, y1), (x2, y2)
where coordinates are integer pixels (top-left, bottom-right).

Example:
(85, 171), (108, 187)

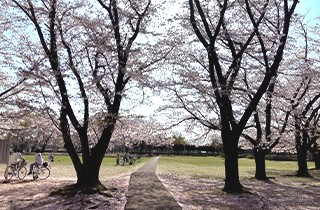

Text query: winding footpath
(125, 157), (182, 210)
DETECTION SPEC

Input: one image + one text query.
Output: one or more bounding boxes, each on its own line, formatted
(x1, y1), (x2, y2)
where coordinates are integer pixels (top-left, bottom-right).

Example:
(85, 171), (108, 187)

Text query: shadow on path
(125, 157), (181, 210)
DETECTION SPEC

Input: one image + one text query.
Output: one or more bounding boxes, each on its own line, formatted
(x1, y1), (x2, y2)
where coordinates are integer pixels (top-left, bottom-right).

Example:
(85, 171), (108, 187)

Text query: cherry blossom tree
(2, 0), (168, 191)
(289, 22), (320, 177)
(107, 117), (173, 154)
(308, 20), (320, 170)
(26, 112), (62, 152)
(0, 75), (26, 101)
(1, 111), (63, 152)
(164, 0), (299, 193)
(240, 80), (291, 179)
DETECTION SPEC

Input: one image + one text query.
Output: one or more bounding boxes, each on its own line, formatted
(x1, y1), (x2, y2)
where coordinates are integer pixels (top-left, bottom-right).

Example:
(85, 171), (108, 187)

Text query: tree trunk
(223, 145), (243, 193)
(312, 152), (320, 169)
(254, 150), (268, 180)
(76, 158), (104, 188)
(296, 145), (311, 177)
(140, 147), (143, 156)
(310, 143), (320, 169)
(222, 129), (243, 193)
(62, 126), (113, 190)
(41, 145), (46, 153)
(63, 140), (99, 188)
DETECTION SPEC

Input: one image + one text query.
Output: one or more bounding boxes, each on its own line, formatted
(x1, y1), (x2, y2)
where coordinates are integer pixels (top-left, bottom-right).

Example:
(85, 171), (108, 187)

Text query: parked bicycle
(120, 155), (134, 166)
(32, 161), (50, 180)
(133, 155), (141, 163)
(4, 159), (28, 181)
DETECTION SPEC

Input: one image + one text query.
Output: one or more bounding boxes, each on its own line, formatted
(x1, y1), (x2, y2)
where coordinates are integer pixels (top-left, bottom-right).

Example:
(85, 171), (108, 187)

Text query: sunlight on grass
(50, 156), (148, 180)
(1, 154), (317, 181)
(157, 156), (316, 179)
(157, 156), (225, 179)
(0, 154), (148, 180)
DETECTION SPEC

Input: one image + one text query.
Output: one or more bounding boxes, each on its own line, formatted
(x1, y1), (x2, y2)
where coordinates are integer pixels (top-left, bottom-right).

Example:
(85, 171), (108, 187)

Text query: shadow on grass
(158, 168), (320, 209)
(2, 179), (34, 184)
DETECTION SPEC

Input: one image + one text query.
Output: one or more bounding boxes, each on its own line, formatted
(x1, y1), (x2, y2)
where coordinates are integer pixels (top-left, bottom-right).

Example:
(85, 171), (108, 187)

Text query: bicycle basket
(43, 162), (48, 167)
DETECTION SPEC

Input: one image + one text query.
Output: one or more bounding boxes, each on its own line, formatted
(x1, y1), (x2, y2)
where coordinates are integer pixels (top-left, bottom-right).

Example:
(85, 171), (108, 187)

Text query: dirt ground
(157, 170), (320, 210)
(0, 175), (129, 210)
(1, 170), (320, 209)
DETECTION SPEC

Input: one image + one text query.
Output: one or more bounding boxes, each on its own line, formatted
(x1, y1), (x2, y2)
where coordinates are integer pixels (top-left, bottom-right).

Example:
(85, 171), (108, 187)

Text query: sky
(133, 0), (320, 116)
(131, 0), (320, 141)
(296, 0), (320, 25)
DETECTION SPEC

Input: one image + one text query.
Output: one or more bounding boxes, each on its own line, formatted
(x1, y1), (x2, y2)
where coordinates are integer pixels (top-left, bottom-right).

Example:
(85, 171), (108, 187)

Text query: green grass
(1, 154), (148, 180)
(157, 156), (226, 179)
(2, 154), (318, 181)
(157, 156), (316, 179)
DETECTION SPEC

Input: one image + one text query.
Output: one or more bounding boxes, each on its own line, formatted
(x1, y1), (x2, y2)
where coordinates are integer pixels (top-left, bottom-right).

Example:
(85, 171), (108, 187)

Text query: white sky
(132, 0), (320, 116)
(131, 0), (320, 141)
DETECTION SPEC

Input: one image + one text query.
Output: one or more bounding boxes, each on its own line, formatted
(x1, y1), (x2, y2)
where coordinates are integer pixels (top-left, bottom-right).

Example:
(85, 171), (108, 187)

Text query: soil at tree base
(125, 157), (182, 210)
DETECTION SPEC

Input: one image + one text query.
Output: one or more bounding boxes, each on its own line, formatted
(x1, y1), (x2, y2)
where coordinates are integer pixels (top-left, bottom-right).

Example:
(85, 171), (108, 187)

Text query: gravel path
(125, 157), (182, 210)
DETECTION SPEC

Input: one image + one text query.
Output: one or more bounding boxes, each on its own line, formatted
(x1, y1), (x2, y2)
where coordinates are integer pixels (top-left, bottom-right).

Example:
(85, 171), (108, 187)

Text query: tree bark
(296, 145), (311, 177)
(310, 143), (320, 169)
(223, 142), (243, 193)
(65, 138), (108, 188)
(221, 121), (243, 193)
(76, 163), (101, 188)
(313, 152), (320, 169)
(254, 149), (268, 180)
(41, 145), (46, 153)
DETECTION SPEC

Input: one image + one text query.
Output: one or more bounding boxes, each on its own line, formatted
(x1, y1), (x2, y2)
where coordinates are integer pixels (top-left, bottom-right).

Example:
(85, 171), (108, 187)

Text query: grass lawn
(157, 156), (317, 179)
(2, 154), (318, 181)
(0, 154), (148, 180)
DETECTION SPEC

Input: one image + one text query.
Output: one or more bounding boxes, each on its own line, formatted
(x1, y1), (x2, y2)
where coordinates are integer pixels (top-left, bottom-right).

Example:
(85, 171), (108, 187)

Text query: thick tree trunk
(222, 132), (243, 193)
(76, 159), (103, 188)
(62, 126), (113, 190)
(41, 145), (46, 153)
(310, 144), (320, 169)
(296, 145), (311, 177)
(313, 153), (320, 169)
(76, 165), (101, 188)
(254, 150), (268, 180)
(63, 140), (100, 188)
(223, 146), (243, 193)
(223, 153), (242, 192)
(139, 142), (144, 156)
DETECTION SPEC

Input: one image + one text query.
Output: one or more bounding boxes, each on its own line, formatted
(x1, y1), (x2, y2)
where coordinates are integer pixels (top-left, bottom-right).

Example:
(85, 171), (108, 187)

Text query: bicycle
(133, 155), (141, 163)
(120, 156), (134, 166)
(32, 162), (50, 180)
(4, 159), (28, 181)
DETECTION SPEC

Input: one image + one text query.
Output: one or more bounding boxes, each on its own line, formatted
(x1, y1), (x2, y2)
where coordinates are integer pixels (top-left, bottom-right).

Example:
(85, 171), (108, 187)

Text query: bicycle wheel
(4, 166), (14, 180)
(38, 167), (50, 180)
(18, 166), (27, 180)
(33, 166), (40, 180)
(120, 159), (125, 166)
(130, 159), (135, 165)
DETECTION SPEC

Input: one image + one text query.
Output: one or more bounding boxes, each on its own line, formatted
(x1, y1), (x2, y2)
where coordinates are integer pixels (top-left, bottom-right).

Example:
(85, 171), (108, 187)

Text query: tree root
(294, 171), (312, 178)
(49, 183), (117, 197)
